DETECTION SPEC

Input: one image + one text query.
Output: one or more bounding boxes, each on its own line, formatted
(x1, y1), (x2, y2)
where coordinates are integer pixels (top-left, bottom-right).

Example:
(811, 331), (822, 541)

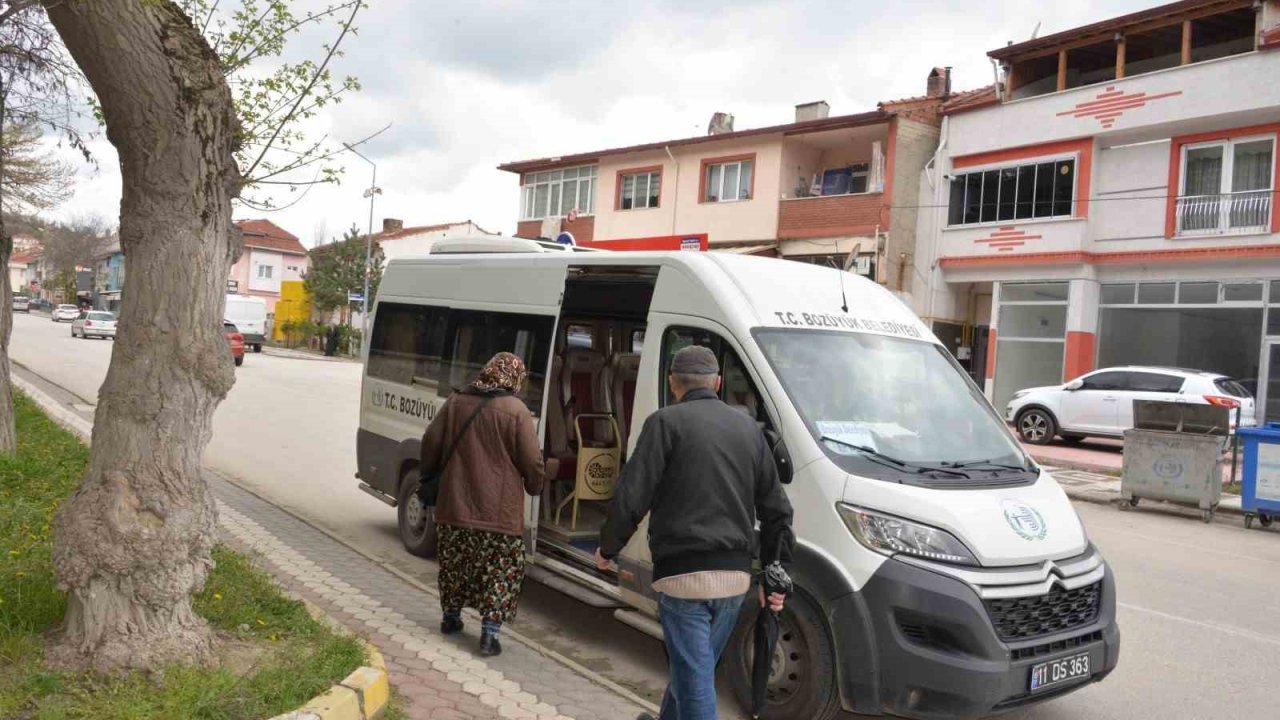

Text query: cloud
(48, 0), (1160, 243)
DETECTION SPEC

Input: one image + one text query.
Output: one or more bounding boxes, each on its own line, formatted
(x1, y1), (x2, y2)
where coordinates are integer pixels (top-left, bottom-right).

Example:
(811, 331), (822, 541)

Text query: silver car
(12, 296), (29, 312)
(72, 310), (117, 339)
(52, 304), (80, 322)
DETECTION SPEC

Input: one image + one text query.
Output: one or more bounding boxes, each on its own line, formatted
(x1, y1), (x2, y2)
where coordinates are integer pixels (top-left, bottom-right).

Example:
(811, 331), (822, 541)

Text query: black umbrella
(751, 558), (793, 718)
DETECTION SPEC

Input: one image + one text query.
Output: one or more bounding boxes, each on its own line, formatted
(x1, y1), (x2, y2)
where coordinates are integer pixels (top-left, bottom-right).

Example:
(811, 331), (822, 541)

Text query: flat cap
(671, 345), (719, 375)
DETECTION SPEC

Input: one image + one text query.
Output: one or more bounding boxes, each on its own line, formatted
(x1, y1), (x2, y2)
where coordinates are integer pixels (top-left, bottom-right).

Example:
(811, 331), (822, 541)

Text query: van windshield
(755, 329), (1032, 485)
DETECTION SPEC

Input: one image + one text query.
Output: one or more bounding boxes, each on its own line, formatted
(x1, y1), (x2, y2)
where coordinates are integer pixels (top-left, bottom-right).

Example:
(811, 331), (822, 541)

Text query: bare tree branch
(241, 0), (360, 181)
(226, 0), (359, 74)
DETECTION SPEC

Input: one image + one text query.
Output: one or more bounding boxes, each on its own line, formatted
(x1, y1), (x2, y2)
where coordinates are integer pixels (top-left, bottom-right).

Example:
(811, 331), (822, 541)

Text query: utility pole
(343, 142), (378, 344)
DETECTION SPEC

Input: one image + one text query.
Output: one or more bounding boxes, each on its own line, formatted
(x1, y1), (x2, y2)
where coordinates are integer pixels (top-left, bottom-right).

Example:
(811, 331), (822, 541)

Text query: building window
(257, 265), (273, 279)
(702, 156), (754, 202)
(520, 166), (597, 220)
(948, 158), (1076, 226)
(820, 164), (869, 195)
(618, 168), (661, 210)
(1177, 136), (1275, 235)
(993, 282), (1069, 410)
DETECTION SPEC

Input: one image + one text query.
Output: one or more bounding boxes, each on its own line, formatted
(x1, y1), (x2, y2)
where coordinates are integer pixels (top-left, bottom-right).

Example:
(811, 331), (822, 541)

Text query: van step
(358, 483), (397, 507)
(526, 565), (625, 609)
(614, 609), (664, 641)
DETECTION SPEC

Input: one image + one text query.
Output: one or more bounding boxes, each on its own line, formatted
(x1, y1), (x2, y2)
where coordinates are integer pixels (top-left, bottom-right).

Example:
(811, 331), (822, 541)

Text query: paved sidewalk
(262, 345), (358, 363)
(1046, 464), (1245, 515)
(13, 371), (653, 720)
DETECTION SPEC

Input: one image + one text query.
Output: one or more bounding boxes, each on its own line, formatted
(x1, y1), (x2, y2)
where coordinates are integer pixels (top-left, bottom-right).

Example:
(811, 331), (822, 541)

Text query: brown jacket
(420, 391), (546, 537)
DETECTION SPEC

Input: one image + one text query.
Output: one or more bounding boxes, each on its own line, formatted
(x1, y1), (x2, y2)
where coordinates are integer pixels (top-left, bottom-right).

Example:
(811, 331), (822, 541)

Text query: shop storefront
(989, 277), (1278, 424)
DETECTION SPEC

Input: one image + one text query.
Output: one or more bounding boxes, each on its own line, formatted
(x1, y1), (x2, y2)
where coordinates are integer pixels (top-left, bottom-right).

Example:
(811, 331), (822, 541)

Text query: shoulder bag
(417, 395), (493, 507)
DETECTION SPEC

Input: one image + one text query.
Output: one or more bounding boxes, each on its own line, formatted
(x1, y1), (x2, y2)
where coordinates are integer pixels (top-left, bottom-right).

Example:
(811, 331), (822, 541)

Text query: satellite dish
(842, 241), (863, 272)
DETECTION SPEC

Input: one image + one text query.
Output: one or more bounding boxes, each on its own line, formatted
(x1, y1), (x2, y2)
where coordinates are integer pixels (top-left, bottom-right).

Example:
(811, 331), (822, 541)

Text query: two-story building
(373, 218), (499, 261)
(92, 237), (125, 312)
(915, 0), (1280, 419)
(230, 219), (310, 313)
(499, 70), (962, 295)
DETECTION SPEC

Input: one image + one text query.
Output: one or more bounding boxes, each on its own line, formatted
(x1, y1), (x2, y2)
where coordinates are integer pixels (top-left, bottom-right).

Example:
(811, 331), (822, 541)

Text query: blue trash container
(1237, 423), (1280, 529)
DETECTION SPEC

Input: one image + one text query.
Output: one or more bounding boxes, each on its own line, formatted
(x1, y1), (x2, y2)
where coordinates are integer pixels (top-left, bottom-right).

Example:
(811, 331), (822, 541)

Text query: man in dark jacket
(597, 345), (794, 720)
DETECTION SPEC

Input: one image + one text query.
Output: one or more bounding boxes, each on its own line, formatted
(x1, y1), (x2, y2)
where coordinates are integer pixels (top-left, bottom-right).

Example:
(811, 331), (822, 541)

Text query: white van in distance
(225, 294), (268, 352)
(354, 238), (1119, 720)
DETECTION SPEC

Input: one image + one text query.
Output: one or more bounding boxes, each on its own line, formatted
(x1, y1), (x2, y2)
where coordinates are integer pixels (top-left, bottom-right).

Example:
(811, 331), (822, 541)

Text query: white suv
(1007, 366), (1256, 445)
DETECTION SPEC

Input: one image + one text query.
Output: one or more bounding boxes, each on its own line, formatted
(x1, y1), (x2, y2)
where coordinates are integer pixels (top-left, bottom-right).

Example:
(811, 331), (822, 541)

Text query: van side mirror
(764, 428), (793, 484)
(1065, 379), (1084, 391)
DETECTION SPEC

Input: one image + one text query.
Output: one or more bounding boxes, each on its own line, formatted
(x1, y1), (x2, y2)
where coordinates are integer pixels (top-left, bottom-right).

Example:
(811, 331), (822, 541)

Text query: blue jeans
(657, 592), (747, 720)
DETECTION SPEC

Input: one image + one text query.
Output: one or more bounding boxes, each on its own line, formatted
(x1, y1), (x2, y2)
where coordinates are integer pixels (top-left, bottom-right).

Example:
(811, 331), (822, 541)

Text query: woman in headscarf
(420, 352), (546, 656)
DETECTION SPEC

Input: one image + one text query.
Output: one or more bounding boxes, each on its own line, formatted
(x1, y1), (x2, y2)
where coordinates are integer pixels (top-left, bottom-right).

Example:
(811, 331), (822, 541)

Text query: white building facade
(915, 0), (1280, 422)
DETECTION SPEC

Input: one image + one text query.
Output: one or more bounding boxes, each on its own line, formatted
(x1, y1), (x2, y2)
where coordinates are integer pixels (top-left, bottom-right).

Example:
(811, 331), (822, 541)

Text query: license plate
(1030, 651), (1091, 692)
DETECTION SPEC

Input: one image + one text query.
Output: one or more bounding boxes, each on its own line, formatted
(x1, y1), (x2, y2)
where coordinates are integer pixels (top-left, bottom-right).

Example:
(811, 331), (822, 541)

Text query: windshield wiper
(943, 459), (1030, 472)
(820, 436), (971, 479)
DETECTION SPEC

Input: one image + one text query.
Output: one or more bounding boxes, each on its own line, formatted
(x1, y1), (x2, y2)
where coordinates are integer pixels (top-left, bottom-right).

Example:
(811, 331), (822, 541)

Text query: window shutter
(870, 141), (886, 193)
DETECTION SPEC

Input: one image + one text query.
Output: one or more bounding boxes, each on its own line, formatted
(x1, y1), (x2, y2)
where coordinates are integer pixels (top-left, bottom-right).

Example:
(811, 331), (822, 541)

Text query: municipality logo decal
(1002, 499), (1047, 541)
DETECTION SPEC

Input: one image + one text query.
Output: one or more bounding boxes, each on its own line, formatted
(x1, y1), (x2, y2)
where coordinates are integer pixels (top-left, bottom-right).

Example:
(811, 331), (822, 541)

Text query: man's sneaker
(635, 714), (656, 720)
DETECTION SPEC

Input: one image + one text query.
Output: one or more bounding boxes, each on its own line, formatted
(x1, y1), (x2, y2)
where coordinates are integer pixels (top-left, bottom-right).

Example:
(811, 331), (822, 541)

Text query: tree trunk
(0, 75), (16, 454)
(0, 218), (16, 454)
(43, 0), (241, 674)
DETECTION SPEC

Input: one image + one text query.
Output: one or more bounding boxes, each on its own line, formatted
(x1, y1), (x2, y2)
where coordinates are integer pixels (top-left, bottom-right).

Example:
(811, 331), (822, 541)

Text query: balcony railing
(1176, 190), (1273, 236)
(778, 193), (884, 240)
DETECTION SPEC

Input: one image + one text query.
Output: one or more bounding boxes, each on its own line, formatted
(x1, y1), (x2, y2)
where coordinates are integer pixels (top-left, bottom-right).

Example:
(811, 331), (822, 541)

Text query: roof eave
(987, 0), (1250, 62)
(497, 109), (893, 174)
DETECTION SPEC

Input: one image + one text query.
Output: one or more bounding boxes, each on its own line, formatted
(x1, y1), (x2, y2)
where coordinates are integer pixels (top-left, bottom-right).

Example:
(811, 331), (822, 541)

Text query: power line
(879, 187), (1280, 212)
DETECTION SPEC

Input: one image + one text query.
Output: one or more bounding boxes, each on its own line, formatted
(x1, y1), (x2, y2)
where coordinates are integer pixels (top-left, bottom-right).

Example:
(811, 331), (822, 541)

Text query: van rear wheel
(397, 468), (438, 558)
(723, 589), (840, 720)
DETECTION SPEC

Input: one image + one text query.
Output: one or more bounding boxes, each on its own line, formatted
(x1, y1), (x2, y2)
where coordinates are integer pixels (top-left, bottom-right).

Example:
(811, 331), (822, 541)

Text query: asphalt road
(10, 311), (1280, 719)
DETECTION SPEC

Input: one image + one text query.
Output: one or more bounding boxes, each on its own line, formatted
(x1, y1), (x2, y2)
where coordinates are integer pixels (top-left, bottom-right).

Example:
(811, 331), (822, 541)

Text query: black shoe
(635, 715), (656, 720)
(478, 633), (502, 657)
(440, 616), (464, 635)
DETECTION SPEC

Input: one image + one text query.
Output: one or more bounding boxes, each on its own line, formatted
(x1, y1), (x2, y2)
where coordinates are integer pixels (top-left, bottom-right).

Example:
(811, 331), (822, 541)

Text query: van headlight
(837, 504), (978, 566)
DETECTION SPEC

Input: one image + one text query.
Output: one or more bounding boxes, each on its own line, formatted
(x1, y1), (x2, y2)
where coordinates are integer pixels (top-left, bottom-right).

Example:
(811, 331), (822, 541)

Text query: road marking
(1119, 602), (1280, 647)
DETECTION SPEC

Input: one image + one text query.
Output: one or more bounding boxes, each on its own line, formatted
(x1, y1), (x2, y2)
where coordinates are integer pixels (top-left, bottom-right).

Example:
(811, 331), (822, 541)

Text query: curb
(262, 599), (390, 720)
(1030, 454), (1122, 477)
(13, 378), (390, 720)
(1061, 484), (1246, 517)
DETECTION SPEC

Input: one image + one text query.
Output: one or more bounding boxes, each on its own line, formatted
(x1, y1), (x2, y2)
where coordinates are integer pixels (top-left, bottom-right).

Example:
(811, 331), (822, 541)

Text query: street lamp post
(343, 142), (378, 344)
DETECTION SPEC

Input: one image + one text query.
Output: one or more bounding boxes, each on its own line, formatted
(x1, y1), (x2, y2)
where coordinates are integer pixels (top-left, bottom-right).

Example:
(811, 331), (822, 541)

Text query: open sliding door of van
(532, 264), (659, 581)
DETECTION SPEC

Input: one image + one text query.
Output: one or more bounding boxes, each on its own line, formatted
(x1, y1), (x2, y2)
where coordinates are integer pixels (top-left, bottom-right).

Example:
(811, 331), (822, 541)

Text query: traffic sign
(347, 292), (364, 303)
(555, 232), (576, 247)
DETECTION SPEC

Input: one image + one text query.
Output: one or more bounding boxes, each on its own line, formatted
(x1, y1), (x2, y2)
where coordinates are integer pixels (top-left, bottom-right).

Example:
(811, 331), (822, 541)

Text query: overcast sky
(52, 0), (1158, 246)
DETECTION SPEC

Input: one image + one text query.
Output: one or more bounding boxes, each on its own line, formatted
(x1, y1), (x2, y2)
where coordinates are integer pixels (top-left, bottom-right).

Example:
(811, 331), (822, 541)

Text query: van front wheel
(723, 589), (840, 720)
(397, 468), (438, 558)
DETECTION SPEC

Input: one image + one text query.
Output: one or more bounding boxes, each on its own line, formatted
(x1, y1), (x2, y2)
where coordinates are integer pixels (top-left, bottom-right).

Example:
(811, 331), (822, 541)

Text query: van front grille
(984, 582), (1101, 642)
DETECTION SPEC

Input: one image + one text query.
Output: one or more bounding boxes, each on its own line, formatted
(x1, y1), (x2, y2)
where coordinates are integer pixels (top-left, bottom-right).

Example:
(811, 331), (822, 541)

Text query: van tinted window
(442, 309), (554, 416)
(368, 302), (448, 389)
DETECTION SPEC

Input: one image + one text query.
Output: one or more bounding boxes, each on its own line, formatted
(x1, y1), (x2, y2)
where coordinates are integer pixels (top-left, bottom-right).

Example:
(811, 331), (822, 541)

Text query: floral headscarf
(470, 352), (528, 393)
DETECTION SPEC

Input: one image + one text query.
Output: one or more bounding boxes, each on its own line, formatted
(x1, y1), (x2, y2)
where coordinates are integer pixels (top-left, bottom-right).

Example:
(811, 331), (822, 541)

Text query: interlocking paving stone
(212, 474), (650, 720)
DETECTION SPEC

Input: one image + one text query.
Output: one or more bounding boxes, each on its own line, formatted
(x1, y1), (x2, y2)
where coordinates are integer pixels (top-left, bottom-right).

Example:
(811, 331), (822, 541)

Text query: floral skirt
(437, 524), (526, 623)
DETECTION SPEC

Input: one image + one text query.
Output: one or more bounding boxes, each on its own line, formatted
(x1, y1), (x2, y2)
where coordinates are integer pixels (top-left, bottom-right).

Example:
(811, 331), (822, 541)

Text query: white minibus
(355, 238), (1118, 719)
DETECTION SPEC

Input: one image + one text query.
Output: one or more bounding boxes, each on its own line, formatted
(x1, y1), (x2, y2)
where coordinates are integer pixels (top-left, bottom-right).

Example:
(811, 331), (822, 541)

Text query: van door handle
(1102, 396), (1118, 401)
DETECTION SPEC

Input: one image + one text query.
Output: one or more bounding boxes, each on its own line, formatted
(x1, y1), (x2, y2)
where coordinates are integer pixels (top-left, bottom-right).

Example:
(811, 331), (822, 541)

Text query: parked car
(72, 310), (117, 339)
(11, 296), (29, 312)
(1007, 366), (1257, 445)
(51, 304), (79, 322)
(224, 321), (245, 366)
